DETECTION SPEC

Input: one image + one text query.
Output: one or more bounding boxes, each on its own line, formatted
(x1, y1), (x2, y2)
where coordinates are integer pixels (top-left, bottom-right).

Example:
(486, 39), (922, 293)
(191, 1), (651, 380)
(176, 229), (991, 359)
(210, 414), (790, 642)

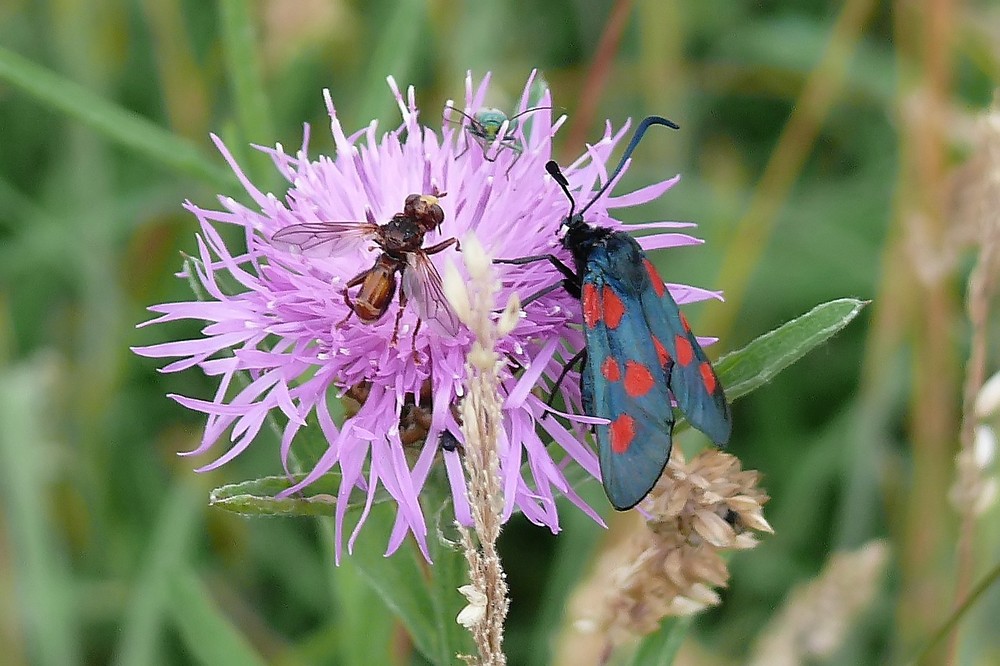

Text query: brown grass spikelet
(567, 448), (772, 653)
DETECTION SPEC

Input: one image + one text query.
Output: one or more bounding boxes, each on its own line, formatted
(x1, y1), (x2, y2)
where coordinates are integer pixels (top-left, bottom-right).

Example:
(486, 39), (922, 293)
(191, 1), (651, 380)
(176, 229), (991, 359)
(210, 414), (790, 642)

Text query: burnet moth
(497, 116), (732, 510)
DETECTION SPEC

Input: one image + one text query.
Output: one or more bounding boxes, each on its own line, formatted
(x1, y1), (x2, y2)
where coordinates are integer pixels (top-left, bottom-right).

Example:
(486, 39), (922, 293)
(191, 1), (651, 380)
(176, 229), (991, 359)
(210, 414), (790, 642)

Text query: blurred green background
(2, 0), (999, 664)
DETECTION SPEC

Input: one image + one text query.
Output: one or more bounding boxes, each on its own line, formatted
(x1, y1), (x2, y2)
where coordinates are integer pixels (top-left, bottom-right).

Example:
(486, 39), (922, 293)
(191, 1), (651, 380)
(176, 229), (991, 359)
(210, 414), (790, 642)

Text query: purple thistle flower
(132, 71), (723, 560)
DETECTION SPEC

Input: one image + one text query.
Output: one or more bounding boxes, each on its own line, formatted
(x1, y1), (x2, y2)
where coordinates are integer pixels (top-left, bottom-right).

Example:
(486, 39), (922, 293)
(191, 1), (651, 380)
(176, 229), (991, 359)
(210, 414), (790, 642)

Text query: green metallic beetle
(446, 105), (552, 170)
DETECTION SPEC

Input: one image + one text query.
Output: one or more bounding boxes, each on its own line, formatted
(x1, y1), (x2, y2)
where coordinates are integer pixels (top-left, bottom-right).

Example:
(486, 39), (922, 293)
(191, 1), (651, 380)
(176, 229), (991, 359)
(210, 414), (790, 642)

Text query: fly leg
(423, 237), (459, 255)
(390, 295), (406, 347)
(409, 317), (423, 363)
(337, 270), (369, 329)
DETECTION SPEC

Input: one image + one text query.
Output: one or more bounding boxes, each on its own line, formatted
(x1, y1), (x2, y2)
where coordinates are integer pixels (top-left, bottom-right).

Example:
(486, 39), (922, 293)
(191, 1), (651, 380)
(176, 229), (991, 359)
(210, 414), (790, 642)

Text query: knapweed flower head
(133, 71), (722, 559)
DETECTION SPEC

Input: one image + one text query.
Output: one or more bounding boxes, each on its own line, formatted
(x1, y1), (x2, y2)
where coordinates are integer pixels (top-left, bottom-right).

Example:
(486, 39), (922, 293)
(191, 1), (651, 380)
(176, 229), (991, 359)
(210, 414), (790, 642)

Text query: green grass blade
(0, 46), (234, 188)
(217, 0), (274, 144)
(526, 499), (606, 666)
(629, 617), (693, 666)
(426, 501), (475, 662)
(329, 557), (396, 666)
(168, 569), (268, 666)
(112, 480), (205, 666)
(347, 503), (439, 661)
(216, 0), (278, 188)
(716, 298), (868, 400)
(357, 0), (426, 123)
(0, 359), (80, 666)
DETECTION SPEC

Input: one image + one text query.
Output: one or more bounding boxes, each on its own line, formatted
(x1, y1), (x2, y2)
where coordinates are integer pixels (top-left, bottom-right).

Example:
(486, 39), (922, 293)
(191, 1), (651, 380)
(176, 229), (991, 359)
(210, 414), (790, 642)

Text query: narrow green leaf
(113, 480), (205, 666)
(716, 298), (868, 401)
(0, 360), (80, 666)
(629, 617), (693, 666)
(209, 472), (394, 517)
(329, 556), (397, 666)
(0, 45), (234, 188)
(911, 561), (1000, 665)
(426, 498), (476, 661)
(216, 0), (279, 190)
(527, 500), (606, 666)
(357, 0), (427, 123)
(217, 0), (274, 143)
(347, 503), (443, 663)
(167, 570), (268, 666)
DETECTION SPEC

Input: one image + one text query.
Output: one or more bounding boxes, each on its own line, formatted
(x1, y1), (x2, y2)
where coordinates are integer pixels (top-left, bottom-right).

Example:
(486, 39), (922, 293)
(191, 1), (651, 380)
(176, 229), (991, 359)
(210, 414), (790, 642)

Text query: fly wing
(401, 252), (461, 335)
(580, 248), (676, 510)
(639, 258), (731, 445)
(270, 221), (377, 258)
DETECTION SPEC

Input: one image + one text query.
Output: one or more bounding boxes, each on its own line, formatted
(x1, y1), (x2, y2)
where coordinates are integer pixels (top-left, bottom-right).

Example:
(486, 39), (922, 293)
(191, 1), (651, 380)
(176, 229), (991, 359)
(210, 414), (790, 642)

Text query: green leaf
(715, 298), (868, 401)
(167, 570), (268, 666)
(216, 0), (279, 190)
(217, 0), (273, 144)
(114, 480), (206, 666)
(0, 45), (234, 188)
(357, 0), (427, 124)
(628, 617), (693, 666)
(345, 502), (446, 663)
(0, 360), (80, 666)
(527, 499), (607, 666)
(209, 472), (393, 517)
(425, 498), (476, 661)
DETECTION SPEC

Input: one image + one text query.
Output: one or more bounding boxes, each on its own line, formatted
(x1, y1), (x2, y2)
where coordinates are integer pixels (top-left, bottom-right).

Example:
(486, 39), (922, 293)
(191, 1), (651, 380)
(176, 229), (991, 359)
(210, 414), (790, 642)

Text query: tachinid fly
(270, 193), (460, 344)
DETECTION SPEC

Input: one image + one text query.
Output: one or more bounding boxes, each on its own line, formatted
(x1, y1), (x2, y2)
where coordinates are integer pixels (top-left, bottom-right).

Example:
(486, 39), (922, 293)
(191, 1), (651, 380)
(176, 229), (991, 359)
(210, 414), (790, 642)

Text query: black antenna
(443, 105), (482, 128)
(577, 115), (679, 217)
(545, 160), (576, 220)
(507, 105), (555, 122)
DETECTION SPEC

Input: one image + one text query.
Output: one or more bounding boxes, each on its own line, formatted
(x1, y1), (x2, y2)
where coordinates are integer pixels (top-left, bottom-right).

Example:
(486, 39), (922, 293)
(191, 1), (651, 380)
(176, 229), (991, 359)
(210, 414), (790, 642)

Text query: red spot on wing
(601, 357), (622, 382)
(680, 312), (692, 332)
(624, 361), (656, 398)
(699, 362), (717, 394)
(609, 414), (636, 453)
(675, 335), (694, 366)
(582, 283), (601, 328)
(602, 287), (626, 329)
(653, 336), (671, 367)
(644, 259), (666, 298)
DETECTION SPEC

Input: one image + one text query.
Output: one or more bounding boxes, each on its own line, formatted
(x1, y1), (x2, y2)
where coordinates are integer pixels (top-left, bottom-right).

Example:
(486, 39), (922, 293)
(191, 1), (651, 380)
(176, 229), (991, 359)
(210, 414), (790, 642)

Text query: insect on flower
(496, 117), (732, 510)
(446, 105), (551, 169)
(270, 193), (460, 345)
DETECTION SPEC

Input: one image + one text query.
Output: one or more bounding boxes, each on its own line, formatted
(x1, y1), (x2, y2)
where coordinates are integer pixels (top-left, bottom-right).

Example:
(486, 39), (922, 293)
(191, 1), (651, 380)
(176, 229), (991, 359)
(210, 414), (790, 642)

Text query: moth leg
(493, 253), (577, 283)
(518, 281), (574, 309)
(546, 347), (587, 410)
